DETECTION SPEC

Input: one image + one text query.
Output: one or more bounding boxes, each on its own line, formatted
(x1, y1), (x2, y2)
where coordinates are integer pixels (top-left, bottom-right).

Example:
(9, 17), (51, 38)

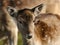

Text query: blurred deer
(0, 0), (18, 45)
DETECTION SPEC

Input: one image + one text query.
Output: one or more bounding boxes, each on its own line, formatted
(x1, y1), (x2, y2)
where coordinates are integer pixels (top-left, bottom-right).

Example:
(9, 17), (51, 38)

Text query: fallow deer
(33, 13), (60, 45)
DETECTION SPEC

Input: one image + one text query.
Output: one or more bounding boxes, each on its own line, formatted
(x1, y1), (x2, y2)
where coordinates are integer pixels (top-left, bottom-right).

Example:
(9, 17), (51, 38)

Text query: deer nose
(28, 35), (32, 39)
(26, 34), (32, 39)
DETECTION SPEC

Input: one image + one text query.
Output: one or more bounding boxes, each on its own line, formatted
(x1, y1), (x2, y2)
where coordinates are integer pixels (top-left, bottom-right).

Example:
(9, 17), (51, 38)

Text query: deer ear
(7, 6), (17, 17)
(31, 4), (43, 16)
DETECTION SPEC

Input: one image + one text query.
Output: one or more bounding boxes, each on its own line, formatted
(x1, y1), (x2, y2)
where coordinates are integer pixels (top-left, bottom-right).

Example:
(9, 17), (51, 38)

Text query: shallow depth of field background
(0, 33), (23, 45)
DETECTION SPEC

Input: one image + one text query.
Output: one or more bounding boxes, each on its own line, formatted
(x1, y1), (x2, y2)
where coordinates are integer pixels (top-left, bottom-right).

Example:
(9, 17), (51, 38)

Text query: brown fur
(34, 13), (60, 45)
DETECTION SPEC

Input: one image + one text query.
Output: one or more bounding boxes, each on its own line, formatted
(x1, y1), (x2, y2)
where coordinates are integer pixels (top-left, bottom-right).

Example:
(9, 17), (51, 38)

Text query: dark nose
(27, 35), (32, 39)
(26, 34), (32, 39)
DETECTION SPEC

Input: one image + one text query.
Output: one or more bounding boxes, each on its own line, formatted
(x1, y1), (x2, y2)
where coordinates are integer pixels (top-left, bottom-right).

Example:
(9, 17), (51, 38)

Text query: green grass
(18, 33), (23, 45)
(0, 33), (23, 45)
(0, 40), (3, 45)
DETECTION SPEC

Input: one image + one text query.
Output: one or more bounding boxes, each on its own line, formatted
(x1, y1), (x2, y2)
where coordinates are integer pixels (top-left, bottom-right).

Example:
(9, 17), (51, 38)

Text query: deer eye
(19, 21), (22, 24)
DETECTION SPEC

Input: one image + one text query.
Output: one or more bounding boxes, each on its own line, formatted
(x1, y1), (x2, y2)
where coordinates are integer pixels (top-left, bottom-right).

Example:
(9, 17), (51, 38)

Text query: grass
(18, 33), (23, 45)
(0, 33), (23, 45)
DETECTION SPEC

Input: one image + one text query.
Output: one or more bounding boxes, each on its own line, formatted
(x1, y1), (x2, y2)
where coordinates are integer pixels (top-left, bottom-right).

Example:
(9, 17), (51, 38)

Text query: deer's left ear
(31, 4), (43, 16)
(7, 6), (17, 17)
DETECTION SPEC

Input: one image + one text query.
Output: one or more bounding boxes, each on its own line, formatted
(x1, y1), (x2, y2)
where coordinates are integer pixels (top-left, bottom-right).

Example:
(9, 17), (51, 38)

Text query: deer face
(17, 9), (34, 40)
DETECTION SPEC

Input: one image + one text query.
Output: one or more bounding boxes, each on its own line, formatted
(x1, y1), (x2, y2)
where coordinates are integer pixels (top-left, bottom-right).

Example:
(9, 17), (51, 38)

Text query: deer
(7, 4), (43, 45)
(30, 7), (60, 45)
(34, 13), (60, 45)
(0, 1), (18, 45)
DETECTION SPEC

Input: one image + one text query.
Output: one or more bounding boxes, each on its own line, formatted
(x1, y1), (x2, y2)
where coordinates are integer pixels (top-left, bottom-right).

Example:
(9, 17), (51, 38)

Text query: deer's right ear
(31, 4), (43, 16)
(7, 6), (17, 17)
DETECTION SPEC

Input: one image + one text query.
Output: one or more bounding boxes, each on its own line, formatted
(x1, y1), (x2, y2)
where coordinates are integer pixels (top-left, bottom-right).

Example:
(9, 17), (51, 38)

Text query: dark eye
(17, 17), (23, 24)
(19, 21), (22, 24)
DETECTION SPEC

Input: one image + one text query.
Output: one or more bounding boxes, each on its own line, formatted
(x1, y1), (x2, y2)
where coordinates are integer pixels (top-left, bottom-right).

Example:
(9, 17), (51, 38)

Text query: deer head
(7, 4), (43, 45)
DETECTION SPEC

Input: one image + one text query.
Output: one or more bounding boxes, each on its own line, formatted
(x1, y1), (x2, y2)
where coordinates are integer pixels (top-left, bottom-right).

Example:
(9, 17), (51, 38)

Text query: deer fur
(33, 13), (60, 45)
